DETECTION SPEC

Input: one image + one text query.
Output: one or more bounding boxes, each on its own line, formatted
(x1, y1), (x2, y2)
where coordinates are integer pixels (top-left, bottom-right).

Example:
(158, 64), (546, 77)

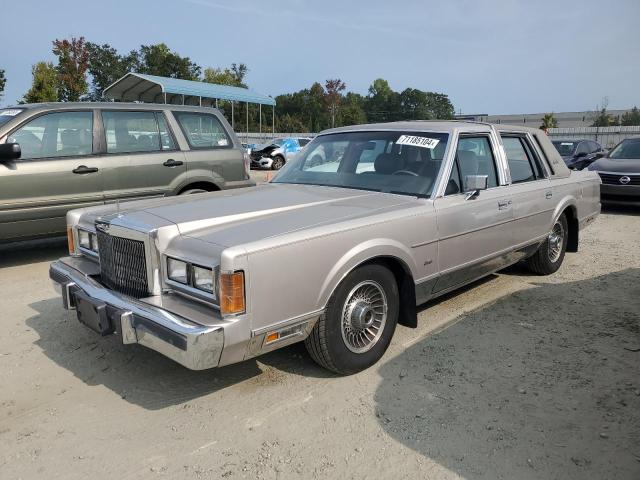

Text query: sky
(1, 0), (638, 114)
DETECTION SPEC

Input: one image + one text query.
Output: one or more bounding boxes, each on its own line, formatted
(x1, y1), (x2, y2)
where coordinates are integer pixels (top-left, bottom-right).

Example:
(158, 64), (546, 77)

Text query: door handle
(545, 191), (553, 199)
(163, 159), (183, 167)
(498, 200), (512, 210)
(72, 165), (99, 174)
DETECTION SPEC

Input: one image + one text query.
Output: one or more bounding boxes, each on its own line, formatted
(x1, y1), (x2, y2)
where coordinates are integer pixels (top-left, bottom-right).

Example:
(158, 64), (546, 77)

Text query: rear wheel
(271, 155), (285, 170)
(525, 213), (568, 275)
(305, 264), (399, 374)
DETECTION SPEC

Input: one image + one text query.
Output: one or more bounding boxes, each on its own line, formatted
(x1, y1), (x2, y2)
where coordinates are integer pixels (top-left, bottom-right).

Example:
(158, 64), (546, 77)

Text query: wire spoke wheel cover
(340, 280), (388, 353)
(548, 220), (565, 263)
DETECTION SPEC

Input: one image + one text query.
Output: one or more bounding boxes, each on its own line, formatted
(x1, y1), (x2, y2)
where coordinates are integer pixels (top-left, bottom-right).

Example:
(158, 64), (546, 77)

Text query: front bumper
(49, 259), (224, 370)
(600, 184), (640, 206)
(251, 156), (273, 169)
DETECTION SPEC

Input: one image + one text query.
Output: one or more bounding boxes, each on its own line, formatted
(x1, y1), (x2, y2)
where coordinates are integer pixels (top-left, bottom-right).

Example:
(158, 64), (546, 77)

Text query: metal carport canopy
(103, 72), (276, 106)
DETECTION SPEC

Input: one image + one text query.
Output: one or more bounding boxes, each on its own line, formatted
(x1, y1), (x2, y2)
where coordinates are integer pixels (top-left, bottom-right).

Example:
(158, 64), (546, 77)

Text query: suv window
(102, 111), (171, 154)
(173, 112), (230, 149)
(502, 136), (536, 183)
(446, 136), (498, 194)
(8, 111), (93, 160)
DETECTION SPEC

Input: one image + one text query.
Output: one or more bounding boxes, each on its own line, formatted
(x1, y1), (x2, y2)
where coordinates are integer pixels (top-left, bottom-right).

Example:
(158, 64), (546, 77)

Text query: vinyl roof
(103, 73), (276, 106)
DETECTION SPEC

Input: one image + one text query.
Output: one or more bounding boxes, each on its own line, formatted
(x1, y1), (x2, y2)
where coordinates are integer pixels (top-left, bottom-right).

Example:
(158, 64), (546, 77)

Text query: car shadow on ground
(25, 298), (333, 410)
(374, 268), (640, 480)
(0, 237), (68, 268)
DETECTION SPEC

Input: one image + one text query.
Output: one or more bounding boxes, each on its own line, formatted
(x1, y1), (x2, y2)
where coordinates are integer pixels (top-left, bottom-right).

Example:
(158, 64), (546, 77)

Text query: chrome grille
(598, 173), (640, 185)
(96, 231), (149, 298)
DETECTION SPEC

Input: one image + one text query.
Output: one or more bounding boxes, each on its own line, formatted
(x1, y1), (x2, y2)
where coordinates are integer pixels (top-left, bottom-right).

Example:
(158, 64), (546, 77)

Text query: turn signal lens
(220, 271), (245, 315)
(67, 227), (75, 254)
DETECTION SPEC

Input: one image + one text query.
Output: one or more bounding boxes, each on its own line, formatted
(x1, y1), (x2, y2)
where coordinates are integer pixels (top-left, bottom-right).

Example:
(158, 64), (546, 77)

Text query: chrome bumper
(49, 259), (224, 370)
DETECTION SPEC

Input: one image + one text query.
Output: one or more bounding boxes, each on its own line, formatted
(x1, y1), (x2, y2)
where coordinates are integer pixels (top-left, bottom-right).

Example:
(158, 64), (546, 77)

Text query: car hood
(114, 183), (418, 248)
(588, 157), (640, 173)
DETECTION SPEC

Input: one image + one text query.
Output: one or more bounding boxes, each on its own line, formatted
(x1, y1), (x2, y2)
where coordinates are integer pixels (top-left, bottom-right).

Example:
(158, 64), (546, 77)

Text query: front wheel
(525, 213), (568, 275)
(271, 155), (285, 170)
(305, 264), (399, 374)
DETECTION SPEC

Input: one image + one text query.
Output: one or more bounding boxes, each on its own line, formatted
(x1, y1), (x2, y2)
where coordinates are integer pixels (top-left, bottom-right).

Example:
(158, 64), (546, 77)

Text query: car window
(0, 108), (26, 127)
(102, 111), (164, 154)
(502, 137), (536, 183)
(156, 113), (175, 150)
(590, 141), (601, 153)
(455, 136), (499, 189)
(173, 112), (230, 149)
(8, 111), (93, 160)
(275, 131), (449, 198)
(298, 138), (311, 147)
(576, 142), (590, 155)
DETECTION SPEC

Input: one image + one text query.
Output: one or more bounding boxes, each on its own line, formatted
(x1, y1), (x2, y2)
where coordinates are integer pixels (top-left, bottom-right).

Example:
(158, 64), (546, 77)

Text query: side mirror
(0, 143), (21, 162)
(464, 175), (488, 199)
(594, 152), (605, 159)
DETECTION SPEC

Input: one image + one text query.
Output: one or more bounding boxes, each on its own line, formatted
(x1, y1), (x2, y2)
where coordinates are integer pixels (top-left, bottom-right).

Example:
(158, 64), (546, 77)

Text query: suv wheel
(525, 213), (568, 275)
(305, 264), (399, 374)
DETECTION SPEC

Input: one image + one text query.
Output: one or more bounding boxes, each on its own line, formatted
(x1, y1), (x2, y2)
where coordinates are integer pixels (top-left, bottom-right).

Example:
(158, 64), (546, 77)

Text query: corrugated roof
(103, 72), (276, 106)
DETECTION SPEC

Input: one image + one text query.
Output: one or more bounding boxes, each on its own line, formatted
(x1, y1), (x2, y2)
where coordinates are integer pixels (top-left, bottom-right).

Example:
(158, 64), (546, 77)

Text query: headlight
(167, 258), (188, 284)
(192, 265), (214, 293)
(78, 229), (90, 249)
(78, 229), (99, 253)
(90, 233), (99, 252)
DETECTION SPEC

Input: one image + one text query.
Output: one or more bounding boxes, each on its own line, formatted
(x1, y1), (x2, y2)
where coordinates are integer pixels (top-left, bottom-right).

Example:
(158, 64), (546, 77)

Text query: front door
(99, 110), (186, 203)
(433, 134), (514, 293)
(0, 110), (103, 241)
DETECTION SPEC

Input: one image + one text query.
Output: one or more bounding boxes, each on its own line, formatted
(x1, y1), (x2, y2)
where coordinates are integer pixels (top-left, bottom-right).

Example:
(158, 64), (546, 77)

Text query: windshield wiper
(388, 190), (432, 199)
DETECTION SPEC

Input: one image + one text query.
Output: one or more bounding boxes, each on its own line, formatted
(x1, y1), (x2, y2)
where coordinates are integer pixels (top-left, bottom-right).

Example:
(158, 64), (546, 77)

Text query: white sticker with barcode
(0, 109), (21, 116)
(396, 135), (439, 149)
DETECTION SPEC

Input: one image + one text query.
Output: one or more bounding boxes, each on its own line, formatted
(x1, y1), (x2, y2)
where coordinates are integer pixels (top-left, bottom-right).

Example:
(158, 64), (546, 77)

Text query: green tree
(86, 43), (138, 100)
(0, 69), (6, 101)
(276, 113), (306, 133)
(365, 78), (398, 122)
(135, 43), (200, 80)
(22, 62), (59, 103)
(203, 63), (248, 88)
(325, 78), (346, 128)
(399, 88), (430, 120)
(591, 108), (619, 127)
(339, 92), (367, 126)
(540, 112), (558, 129)
(425, 92), (454, 119)
(52, 36), (89, 101)
(620, 106), (640, 126)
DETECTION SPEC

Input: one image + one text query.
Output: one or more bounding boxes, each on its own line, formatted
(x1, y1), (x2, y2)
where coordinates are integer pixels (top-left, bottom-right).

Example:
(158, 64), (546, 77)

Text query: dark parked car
(552, 139), (605, 170)
(588, 137), (640, 206)
(0, 103), (253, 243)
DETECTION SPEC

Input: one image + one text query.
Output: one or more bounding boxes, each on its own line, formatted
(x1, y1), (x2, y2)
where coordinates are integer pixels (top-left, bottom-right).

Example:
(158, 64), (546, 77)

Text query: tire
(305, 264), (399, 374)
(525, 213), (569, 275)
(271, 155), (285, 170)
(179, 188), (208, 195)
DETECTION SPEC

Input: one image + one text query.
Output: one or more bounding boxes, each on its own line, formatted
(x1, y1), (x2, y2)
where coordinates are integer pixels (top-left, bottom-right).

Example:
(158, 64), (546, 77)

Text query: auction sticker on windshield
(396, 135), (439, 149)
(0, 110), (22, 116)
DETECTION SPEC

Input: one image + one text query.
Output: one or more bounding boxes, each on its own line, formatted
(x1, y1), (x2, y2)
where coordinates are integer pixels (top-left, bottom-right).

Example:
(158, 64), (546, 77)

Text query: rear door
(433, 133), (514, 293)
(500, 133), (553, 247)
(100, 109), (186, 203)
(172, 110), (245, 186)
(0, 109), (103, 241)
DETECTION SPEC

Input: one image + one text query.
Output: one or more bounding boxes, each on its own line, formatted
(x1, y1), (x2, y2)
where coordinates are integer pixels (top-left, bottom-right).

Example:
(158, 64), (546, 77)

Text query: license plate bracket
(73, 291), (114, 335)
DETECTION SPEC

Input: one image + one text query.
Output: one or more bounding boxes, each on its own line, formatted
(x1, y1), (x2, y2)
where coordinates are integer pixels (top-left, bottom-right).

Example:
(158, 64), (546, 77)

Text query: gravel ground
(0, 206), (639, 480)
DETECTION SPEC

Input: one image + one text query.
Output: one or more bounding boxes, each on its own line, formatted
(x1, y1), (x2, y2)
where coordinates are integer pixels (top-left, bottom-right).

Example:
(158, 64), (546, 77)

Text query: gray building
(456, 109), (635, 128)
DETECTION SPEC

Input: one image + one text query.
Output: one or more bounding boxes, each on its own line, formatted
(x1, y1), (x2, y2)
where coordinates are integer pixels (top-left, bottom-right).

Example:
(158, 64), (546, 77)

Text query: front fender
(316, 238), (419, 309)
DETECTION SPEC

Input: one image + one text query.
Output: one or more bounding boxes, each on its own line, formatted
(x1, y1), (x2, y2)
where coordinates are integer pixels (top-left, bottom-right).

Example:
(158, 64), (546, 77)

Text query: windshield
(0, 109), (25, 127)
(272, 131), (450, 198)
(609, 139), (640, 159)
(552, 141), (577, 156)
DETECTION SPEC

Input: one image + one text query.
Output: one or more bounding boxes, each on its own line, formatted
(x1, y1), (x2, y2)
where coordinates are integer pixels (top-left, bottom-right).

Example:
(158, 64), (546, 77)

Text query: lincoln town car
(50, 121), (601, 374)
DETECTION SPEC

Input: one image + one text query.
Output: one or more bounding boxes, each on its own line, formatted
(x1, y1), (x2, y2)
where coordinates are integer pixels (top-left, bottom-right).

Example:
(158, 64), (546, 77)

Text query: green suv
(0, 103), (253, 243)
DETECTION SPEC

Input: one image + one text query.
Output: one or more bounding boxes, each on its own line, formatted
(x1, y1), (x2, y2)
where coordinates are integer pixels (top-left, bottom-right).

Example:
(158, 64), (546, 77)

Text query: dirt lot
(1, 207), (639, 480)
